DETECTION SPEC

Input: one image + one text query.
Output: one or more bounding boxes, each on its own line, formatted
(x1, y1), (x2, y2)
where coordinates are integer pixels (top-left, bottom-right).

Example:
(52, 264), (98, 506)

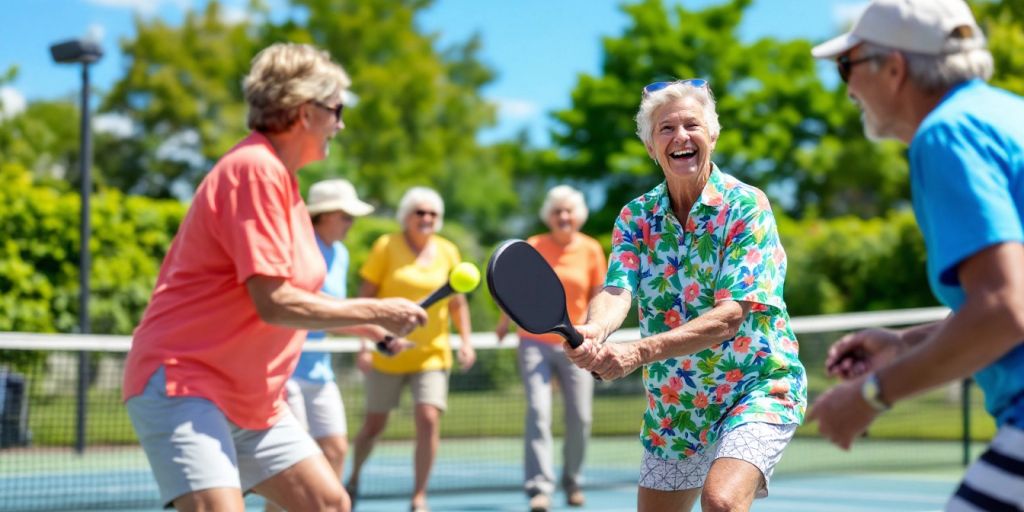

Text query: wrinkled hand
(377, 336), (413, 355)
(457, 344), (476, 372)
(585, 342), (642, 381)
(377, 298), (427, 337)
(563, 323), (605, 370)
(805, 377), (880, 450)
(825, 328), (907, 380)
(356, 349), (373, 374)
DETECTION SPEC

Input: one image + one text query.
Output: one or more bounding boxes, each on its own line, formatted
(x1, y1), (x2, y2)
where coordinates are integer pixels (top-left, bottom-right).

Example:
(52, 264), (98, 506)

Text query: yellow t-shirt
(360, 233), (462, 373)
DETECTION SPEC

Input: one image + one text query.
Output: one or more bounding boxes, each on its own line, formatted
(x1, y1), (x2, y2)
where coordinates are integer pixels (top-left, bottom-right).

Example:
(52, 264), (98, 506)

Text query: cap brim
(308, 199), (375, 217)
(811, 33), (862, 59)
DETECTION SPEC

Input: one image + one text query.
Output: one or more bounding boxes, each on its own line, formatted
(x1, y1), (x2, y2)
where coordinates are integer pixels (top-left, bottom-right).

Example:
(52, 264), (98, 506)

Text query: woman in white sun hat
(265, 178), (394, 512)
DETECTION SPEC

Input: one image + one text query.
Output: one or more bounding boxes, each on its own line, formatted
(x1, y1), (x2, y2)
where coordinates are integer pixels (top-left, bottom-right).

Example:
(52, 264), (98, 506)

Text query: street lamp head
(50, 39), (104, 64)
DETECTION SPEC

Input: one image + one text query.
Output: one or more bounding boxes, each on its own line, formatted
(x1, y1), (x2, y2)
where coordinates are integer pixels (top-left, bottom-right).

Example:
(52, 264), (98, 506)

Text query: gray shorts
(126, 367), (320, 507)
(639, 422), (797, 497)
(285, 378), (347, 439)
(364, 368), (449, 413)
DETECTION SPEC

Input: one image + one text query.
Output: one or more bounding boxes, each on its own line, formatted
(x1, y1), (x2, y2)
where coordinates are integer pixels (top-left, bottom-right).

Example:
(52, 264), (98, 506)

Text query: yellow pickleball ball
(449, 262), (481, 293)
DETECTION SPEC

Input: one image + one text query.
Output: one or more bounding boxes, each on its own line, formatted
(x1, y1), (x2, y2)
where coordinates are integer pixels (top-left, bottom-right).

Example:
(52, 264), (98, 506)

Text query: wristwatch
(861, 373), (891, 412)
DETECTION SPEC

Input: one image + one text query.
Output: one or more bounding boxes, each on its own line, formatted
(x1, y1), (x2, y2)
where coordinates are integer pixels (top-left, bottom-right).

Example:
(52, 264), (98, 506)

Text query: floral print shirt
(606, 165), (806, 461)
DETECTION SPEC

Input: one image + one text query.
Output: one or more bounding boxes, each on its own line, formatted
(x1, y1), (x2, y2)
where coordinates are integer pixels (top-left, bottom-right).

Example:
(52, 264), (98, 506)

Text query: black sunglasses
(313, 101), (344, 120)
(642, 79), (709, 98)
(414, 209), (439, 218)
(836, 54), (878, 83)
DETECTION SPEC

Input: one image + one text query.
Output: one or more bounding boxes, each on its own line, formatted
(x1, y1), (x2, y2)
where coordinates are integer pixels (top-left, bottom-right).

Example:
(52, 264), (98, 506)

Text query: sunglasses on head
(414, 209), (439, 218)
(836, 54), (879, 83)
(313, 101), (344, 120)
(642, 79), (709, 98)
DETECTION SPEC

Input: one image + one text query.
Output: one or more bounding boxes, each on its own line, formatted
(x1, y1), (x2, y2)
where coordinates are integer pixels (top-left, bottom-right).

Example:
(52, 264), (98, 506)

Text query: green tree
(550, 0), (909, 231)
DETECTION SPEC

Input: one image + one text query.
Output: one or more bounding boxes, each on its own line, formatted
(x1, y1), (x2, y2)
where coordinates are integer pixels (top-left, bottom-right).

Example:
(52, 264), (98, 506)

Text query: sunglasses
(642, 78), (709, 98)
(836, 54), (878, 83)
(414, 209), (439, 218)
(313, 101), (344, 120)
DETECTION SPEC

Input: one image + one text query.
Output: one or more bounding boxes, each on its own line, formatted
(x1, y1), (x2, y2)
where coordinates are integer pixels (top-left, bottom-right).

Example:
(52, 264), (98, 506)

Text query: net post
(961, 377), (972, 466)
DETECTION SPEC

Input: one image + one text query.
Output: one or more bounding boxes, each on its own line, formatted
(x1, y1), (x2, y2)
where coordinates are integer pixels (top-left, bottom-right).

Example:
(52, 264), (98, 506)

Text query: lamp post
(49, 38), (103, 455)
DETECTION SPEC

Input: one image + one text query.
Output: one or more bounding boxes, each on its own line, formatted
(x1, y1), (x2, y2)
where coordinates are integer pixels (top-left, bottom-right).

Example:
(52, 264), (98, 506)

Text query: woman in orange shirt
(123, 43), (425, 512)
(496, 185), (607, 512)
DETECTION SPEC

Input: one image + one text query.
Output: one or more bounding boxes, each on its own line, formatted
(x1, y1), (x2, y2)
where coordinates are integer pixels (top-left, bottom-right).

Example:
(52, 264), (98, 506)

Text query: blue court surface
(346, 473), (959, 512)
(2, 437), (971, 511)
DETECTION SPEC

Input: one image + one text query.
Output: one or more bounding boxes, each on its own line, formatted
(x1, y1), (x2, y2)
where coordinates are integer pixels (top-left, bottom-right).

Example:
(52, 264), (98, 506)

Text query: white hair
(861, 39), (993, 93)
(539, 184), (589, 226)
(396, 186), (444, 231)
(635, 82), (720, 151)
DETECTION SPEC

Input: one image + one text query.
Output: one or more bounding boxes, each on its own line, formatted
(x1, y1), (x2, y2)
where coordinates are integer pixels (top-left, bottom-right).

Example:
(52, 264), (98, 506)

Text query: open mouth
(669, 149), (697, 160)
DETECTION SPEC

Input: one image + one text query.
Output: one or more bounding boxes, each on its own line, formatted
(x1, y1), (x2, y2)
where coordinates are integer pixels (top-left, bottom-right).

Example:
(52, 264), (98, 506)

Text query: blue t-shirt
(292, 235), (349, 383)
(909, 79), (1024, 426)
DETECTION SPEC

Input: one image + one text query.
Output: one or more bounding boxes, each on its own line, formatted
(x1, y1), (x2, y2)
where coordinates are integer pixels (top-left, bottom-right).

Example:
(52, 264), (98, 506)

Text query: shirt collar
(655, 163), (726, 219)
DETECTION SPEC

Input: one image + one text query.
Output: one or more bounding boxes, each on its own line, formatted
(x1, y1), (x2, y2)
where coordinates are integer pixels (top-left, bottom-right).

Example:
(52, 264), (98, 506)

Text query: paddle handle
(420, 283), (454, 309)
(561, 324), (601, 381)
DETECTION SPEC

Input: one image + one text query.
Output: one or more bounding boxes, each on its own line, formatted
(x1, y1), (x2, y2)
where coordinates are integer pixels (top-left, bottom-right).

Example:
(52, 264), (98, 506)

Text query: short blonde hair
(635, 82), (720, 151)
(539, 185), (588, 227)
(243, 43), (351, 133)
(397, 186), (445, 231)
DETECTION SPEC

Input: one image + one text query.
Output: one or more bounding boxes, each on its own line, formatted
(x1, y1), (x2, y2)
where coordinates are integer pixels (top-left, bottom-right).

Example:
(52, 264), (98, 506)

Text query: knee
(700, 489), (749, 512)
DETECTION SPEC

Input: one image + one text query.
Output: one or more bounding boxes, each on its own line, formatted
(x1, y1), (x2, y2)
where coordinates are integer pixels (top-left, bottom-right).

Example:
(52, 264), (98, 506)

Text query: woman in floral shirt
(565, 79), (806, 512)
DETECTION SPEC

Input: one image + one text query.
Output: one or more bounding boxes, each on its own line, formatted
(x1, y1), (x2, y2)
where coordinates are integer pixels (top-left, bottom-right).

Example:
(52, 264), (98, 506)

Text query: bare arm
(576, 300), (751, 381)
(876, 242), (1024, 404)
(449, 293), (476, 370)
(246, 276), (425, 337)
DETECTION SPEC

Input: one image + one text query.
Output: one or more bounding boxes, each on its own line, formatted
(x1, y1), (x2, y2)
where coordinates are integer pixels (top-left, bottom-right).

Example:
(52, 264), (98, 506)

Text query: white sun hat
(811, 0), (985, 59)
(307, 179), (374, 217)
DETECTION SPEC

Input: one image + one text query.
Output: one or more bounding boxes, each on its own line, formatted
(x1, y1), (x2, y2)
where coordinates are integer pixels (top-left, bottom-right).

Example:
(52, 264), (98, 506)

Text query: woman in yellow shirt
(346, 186), (475, 512)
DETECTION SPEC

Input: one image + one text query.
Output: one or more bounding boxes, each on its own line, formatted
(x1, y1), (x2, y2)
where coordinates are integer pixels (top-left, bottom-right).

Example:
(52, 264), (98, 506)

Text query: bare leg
(173, 488), (246, 512)
(346, 412), (389, 495)
(699, 457), (762, 512)
(411, 404), (441, 509)
(252, 454), (347, 512)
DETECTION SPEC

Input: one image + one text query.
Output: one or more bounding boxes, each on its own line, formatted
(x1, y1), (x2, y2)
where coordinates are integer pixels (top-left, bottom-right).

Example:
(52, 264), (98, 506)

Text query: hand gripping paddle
(486, 239), (599, 379)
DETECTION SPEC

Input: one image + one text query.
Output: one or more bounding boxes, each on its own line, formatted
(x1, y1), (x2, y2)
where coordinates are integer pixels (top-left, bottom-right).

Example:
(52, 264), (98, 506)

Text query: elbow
(720, 302), (748, 339)
(252, 298), (285, 325)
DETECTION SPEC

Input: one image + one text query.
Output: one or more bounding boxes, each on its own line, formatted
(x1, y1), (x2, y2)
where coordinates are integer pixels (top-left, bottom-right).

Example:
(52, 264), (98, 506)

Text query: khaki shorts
(126, 367), (320, 507)
(364, 368), (449, 413)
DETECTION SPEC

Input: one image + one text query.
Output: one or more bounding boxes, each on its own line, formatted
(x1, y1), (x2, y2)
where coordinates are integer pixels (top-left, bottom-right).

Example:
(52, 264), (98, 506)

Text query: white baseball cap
(811, 0), (985, 59)
(307, 179), (374, 217)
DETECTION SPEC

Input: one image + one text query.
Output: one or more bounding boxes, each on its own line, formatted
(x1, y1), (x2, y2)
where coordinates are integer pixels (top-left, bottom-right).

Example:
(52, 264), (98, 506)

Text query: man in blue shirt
(807, 0), (1024, 509)
(267, 179), (388, 512)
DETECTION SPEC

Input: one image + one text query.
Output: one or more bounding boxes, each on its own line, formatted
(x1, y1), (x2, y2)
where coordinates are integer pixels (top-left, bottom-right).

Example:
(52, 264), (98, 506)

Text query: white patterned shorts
(638, 422), (797, 497)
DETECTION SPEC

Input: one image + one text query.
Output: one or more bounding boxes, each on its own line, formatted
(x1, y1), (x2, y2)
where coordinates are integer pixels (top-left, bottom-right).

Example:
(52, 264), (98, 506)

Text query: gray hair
(396, 186), (444, 231)
(243, 43), (351, 133)
(539, 185), (589, 226)
(635, 82), (720, 151)
(860, 39), (993, 93)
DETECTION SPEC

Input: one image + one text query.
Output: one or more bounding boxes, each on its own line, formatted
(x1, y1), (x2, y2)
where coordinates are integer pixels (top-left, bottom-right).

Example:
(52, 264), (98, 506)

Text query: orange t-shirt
(122, 131), (326, 430)
(517, 233), (607, 344)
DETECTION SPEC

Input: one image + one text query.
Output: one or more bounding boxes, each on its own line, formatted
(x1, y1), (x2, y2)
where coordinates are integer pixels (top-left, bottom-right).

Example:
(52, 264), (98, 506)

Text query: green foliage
(778, 209), (937, 316)
(0, 164), (185, 338)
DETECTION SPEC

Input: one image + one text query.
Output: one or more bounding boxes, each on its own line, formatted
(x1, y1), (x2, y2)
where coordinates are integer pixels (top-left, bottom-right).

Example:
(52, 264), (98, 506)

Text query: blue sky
(0, 0), (866, 145)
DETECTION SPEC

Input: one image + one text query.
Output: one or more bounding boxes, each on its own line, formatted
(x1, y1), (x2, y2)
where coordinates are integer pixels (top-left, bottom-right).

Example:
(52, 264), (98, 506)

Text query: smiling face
(646, 97), (717, 182)
(545, 199), (582, 236)
(405, 201), (440, 237)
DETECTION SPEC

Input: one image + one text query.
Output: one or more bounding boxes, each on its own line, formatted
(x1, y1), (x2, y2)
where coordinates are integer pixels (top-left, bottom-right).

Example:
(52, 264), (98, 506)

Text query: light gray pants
(518, 337), (594, 498)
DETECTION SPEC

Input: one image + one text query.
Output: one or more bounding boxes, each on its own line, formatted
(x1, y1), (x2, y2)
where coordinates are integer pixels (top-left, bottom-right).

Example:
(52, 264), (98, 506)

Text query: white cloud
(94, 113), (134, 138)
(85, 23), (106, 44)
(0, 86), (27, 121)
(219, 5), (251, 25)
(495, 97), (540, 120)
(834, 2), (869, 29)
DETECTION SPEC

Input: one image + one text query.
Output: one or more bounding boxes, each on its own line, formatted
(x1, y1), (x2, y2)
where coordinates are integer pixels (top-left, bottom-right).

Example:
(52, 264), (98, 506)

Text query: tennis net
(2, 306), (991, 511)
